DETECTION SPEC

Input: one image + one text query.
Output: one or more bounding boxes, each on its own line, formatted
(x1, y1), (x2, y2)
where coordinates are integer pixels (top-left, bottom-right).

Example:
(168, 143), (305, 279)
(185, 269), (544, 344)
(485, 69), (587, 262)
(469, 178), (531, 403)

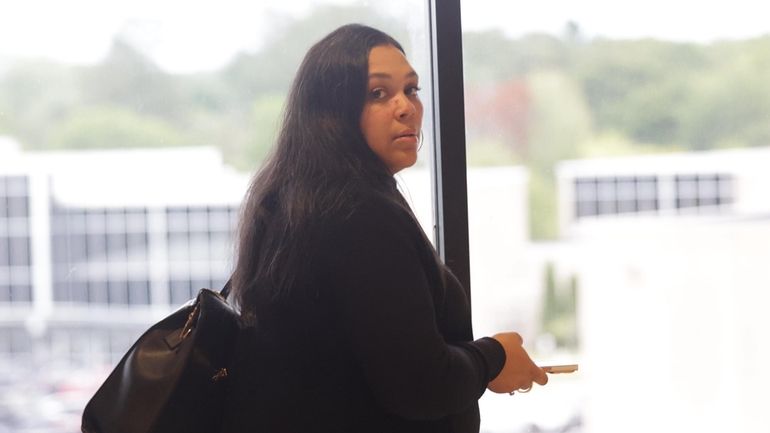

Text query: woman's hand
(487, 332), (548, 394)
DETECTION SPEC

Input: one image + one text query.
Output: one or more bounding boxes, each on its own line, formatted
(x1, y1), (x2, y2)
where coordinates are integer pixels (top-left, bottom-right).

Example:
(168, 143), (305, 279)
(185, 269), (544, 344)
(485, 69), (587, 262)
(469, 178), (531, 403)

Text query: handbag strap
(220, 278), (232, 299)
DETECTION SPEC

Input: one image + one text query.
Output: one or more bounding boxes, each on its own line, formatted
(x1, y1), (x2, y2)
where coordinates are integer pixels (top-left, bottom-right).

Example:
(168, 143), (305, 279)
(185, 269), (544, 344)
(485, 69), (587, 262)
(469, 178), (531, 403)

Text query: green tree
(465, 78), (531, 159)
(49, 106), (187, 149)
(526, 70), (592, 239)
(220, 93), (286, 171)
(223, 5), (398, 108)
(0, 60), (80, 148)
(80, 38), (182, 121)
(540, 262), (579, 349)
(575, 39), (708, 147)
(680, 40), (770, 149)
(463, 30), (570, 84)
(248, 93), (285, 165)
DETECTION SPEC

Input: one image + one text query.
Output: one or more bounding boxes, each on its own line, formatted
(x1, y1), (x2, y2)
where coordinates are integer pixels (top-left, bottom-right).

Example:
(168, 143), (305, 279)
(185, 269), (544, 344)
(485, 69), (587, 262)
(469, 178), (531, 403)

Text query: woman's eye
(406, 85), (421, 96)
(370, 88), (386, 99)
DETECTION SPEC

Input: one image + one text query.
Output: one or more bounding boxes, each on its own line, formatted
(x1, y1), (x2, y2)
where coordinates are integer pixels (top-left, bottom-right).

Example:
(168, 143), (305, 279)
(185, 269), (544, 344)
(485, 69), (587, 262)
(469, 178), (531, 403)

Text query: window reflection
(0, 3), (435, 431)
(463, 1), (770, 432)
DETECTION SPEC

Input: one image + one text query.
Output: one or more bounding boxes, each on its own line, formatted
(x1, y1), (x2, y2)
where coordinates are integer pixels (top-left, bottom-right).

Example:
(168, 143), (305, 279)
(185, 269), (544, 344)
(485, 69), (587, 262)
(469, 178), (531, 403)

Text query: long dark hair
(231, 24), (406, 322)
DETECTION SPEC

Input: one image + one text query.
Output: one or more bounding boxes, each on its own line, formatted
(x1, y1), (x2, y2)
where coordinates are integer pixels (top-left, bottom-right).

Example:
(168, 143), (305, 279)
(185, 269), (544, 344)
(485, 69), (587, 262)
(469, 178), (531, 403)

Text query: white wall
(570, 220), (770, 433)
(398, 166), (537, 338)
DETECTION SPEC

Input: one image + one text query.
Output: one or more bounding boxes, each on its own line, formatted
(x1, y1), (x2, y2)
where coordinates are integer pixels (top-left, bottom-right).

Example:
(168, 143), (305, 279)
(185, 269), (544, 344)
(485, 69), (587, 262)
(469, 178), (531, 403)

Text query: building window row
(51, 232), (150, 264)
(166, 205), (238, 234)
(674, 174), (733, 209)
(46, 204), (236, 306)
(51, 206), (149, 235)
(0, 176), (29, 196)
(0, 235), (32, 267)
(575, 176), (659, 218)
(0, 327), (32, 357)
(45, 327), (143, 367)
(0, 284), (32, 303)
(165, 206), (236, 301)
(574, 173), (734, 219)
(1, 176), (33, 303)
(169, 277), (228, 305)
(52, 278), (151, 305)
(1, 196), (29, 219)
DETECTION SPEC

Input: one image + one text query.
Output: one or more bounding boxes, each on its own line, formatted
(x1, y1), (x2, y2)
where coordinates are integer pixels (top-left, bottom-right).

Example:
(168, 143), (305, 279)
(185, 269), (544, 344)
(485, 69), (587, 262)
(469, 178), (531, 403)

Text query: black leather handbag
(82, 282), (240, 433)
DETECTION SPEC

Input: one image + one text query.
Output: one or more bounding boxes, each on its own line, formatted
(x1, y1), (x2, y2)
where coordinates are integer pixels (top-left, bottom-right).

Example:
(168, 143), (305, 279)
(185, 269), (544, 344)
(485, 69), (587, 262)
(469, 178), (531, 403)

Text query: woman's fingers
(533, 366), (549, 386)
(489, 331), (550, 394)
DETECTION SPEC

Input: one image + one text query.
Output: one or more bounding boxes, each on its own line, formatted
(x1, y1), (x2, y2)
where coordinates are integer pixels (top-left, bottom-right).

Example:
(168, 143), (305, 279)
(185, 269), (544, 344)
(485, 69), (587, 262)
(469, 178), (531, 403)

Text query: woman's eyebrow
(368, 71), (419, 80)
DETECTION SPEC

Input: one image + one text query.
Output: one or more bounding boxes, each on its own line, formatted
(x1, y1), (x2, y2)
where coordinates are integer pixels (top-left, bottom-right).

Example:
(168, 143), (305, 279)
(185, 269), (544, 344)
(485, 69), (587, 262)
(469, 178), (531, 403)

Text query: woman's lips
(394, 133), (418, 145)
(394, 130), (418, 144)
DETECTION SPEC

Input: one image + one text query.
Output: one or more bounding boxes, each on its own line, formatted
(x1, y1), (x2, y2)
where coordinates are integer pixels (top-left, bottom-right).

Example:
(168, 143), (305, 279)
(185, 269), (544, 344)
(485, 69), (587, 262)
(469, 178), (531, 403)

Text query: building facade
(0, 140), (247, 370)
(554, 147), (770, 433)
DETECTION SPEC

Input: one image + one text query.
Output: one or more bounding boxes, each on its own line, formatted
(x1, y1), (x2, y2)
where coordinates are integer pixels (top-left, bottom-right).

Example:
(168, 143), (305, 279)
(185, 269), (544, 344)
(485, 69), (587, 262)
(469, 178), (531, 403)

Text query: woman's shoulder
(314, 186), (416, 246)
(338, 189), (410, 226)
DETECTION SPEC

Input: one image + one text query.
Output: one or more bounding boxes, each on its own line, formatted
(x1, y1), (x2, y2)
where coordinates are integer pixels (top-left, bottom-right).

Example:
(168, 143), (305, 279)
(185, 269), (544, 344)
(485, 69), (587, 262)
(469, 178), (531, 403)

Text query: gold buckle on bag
(180, 304), (200, 341)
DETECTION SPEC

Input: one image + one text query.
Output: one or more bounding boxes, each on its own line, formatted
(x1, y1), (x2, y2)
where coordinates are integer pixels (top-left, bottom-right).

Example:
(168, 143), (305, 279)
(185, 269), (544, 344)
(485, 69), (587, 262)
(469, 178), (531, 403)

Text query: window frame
(429, 0), (471, 302)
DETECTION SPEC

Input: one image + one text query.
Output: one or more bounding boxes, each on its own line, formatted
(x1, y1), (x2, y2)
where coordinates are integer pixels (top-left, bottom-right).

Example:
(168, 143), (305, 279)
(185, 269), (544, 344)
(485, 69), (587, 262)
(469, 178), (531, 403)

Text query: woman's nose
(394, 94), (416, 119)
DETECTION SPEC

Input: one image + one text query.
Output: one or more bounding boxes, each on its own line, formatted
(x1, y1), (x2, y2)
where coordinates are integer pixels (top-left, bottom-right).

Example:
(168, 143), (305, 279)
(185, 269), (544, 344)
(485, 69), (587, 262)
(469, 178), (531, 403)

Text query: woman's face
(360, 44), (423, 174)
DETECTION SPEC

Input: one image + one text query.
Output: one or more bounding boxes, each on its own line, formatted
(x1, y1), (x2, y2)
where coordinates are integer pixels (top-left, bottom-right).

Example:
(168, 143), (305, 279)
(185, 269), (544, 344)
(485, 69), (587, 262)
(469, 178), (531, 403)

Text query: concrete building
(0, 140), (536, 371)
(1, 138), (546, 432)
(0, 140), (248, 370)
(554, 147), (770, 433)
(398, 166), (535, 338)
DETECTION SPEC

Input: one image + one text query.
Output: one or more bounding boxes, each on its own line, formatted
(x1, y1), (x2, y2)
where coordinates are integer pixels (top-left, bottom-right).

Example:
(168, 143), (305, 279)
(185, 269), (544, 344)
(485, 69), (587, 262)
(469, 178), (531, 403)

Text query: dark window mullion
(429, 0), (471, 300)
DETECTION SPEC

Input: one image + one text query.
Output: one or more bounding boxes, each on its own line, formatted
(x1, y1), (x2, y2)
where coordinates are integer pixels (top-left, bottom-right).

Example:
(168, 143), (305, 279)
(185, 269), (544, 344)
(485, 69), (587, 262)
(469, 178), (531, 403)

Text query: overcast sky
(1, 0), (768, 73)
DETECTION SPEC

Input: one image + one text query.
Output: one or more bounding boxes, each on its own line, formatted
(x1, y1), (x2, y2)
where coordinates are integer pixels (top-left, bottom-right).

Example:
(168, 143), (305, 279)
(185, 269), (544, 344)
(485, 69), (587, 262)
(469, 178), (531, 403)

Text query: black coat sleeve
(323, 197), (505, 421)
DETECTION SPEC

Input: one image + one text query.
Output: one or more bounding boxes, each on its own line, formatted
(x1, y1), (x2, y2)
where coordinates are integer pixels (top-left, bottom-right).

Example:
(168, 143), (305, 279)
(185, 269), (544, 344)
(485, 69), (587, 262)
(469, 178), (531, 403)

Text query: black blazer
(220, 190), (504, 433)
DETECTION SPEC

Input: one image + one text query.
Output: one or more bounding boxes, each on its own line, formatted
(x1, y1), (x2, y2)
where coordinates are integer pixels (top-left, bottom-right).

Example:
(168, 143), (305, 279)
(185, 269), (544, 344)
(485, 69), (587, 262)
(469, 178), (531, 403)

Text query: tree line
(1, 6), (768, 237)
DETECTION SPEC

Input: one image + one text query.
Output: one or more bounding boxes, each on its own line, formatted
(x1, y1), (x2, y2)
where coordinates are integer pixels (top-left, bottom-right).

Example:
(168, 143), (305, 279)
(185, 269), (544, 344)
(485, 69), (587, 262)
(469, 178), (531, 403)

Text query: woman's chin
(389, 154), (418, 174)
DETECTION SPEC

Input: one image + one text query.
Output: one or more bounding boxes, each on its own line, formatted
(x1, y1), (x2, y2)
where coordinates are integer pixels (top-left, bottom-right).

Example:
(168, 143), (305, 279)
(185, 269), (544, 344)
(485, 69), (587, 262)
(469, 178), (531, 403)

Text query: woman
(221, 24), (547, 433)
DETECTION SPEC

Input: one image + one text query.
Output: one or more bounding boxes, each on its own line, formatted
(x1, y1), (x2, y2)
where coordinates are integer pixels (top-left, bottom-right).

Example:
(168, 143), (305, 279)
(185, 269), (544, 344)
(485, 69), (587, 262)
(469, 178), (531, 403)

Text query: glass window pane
(209, 232), (231, 260)
(636, 178), (658, 200)
(188, 209), (209, 232)
(166, 209), (189, 232)
(106, 209), (126, 232)
(125, 209), (147, 232)
(88, 280), (108, 304)
(0, 236), (8, 266)
(8, 237), (30, 266)
(86, 234), (107, 260)
(169, 279), (192, 305)
(575, 179), (597, 201)
(189, 233), (209, 261)
(128, 280), (150, 305)
(6, 197), (28, 218)
(53, 279), (70, 302)
(68, 210), (87, 233)
(208, 208), (231, 232)
(5, 177), (28, 196)
(108, 280), (128, 305)
(69, 234), (87, 262)
(9, 267), (30, 285)
(106, 233), (127, 259)
(167, 232), (190, 261)
(11, 284), (31, 302)
(71, 280), (88, 303)
(2, 1), (437, 430)
(86, 210), (106, 233)
(51, 234), (68, 263)
(7, 218), (28, 237)
(462, 2), (770, 432)
(127, 232), (148, 260)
